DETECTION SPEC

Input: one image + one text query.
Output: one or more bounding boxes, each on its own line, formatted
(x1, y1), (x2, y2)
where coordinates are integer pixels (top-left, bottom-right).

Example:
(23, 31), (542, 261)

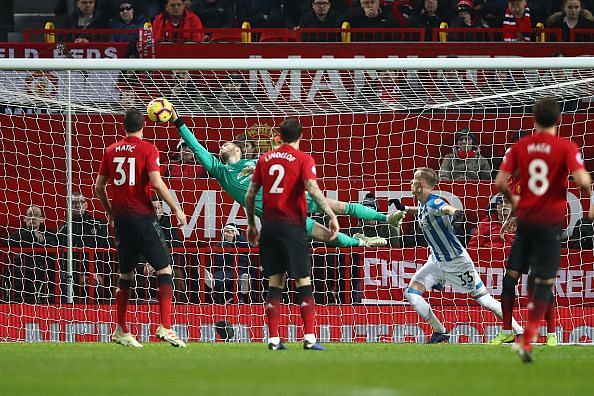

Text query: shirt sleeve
(176, 121), (225, 179)
(427, 197), (447, 216)
(565, 141), (585, 172)
(301, 154), (317, 181)
(98, 152), (110, 177)
(499, 144), (517, 174)
(147, 145), (160, 173)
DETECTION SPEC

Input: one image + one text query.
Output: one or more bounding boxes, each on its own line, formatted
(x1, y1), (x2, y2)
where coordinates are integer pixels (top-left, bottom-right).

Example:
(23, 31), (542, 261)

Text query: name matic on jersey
(115, 144), (136, 153)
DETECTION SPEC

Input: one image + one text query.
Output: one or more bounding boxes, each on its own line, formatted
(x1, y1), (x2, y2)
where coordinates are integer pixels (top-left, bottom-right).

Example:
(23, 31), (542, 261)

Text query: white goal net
(0, 57), (593, 344)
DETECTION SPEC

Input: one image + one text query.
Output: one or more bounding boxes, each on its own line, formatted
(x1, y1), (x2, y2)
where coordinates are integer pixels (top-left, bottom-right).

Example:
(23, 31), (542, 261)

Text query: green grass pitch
(1, 343), (592, 396)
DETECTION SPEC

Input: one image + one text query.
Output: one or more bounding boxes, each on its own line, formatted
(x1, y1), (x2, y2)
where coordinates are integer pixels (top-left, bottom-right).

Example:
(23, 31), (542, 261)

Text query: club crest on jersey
(238, 165), (255, 178)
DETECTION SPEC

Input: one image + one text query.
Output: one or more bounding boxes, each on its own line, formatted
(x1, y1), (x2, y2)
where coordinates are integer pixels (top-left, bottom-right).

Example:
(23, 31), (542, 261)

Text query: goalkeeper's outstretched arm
(170, 110), (225, 179)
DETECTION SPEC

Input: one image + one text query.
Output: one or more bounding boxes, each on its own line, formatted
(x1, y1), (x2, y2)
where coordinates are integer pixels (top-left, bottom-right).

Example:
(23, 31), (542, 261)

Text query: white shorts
(410, 251), (485, 294)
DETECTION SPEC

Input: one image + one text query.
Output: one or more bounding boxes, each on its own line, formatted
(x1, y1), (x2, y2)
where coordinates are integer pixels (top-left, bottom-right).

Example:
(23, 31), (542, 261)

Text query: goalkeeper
(169, 111), (404, 247)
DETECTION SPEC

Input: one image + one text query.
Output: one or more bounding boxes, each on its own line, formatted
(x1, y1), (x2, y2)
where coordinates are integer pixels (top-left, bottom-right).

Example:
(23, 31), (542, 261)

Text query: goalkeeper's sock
(115, 278), (132, 333)
(545, 292), (556, 334)
(329, 232), (364, 247)
(404, 288), (446, 333)
(297, 285), (315, 336)
(501, 274), (517, 331)
(157, 274), (173, 329)
(344, 202), (387, 222)
(266, 287), (283, 339)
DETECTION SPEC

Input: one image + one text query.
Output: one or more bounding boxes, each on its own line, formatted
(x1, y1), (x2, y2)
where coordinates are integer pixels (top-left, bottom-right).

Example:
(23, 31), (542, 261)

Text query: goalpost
(0, 57), (593, 344)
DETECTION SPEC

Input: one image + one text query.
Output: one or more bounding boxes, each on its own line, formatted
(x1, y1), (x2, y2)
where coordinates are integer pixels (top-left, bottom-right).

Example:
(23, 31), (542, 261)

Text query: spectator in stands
(153, 0), (204, 43)
(57, 0), (109, 42)
(109, 1), (146, 42)
(5, 205), (59, 303)
(57, 192), (110, 302)
(502, 0), (533, 41)
(234, 133), (259, 159)
(205, 224), (251, 304)
(345, 0), (401, 27)
(547, 0), (594, 41)
(163, 139), (206, 178)
(190, 0), (234, 29)
(467, 194), (516, 248)
(351, 193), (401, 247)
(474, 0), (508, 27)
(299, 0), (342, 40)
(568, 216), (594, 249)
(408, 0), (446, 40)
(439, 128), (492, 181)
(234, 0), (284, 27)
(449, 0), (489, 30)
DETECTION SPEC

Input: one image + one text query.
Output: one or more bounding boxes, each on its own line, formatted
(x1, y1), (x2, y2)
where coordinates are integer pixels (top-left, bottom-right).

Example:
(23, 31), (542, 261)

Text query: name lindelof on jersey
(115, 144), (136, 153)
(527, 143), (551, 155)
(264, 151), (296, 162)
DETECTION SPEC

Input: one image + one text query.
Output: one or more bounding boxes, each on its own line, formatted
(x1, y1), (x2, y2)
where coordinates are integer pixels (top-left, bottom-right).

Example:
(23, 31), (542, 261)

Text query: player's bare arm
(245, 180), (260, 245)
(495, 170), (513, 202)
(572, 169), (594, 219)
(94, 174), (114, 226)
(304, 179), (339, 240)
(148, 171), (187, 226)
(441, 204), (462, 216)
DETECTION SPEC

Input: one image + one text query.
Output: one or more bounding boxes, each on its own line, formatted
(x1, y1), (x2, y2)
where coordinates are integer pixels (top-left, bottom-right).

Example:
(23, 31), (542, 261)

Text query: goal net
(0, 57), (593, 344)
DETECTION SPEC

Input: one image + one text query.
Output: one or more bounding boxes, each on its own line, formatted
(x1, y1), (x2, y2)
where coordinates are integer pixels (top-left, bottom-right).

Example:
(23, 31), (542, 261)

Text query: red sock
(545, 298), (556, 334)
(265, 288), (282, 338)
(115, 285), (130, 333)
(300, 295), (316, 335)
(501, 294), (514, 331)
(523, 291), (549, 349)
(157, 274), (173, 329)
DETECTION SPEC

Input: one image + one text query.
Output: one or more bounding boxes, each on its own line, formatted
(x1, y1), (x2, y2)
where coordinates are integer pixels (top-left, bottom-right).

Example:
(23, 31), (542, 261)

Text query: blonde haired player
(398, 167), (523, 343)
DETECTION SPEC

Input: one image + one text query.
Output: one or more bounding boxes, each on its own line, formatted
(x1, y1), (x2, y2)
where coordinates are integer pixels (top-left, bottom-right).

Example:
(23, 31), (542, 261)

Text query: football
(147, 97), (173, 122)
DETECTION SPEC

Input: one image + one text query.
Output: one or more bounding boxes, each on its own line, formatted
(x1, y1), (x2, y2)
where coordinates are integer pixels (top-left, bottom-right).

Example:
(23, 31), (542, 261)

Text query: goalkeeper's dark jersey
(175, 120), (264, 216)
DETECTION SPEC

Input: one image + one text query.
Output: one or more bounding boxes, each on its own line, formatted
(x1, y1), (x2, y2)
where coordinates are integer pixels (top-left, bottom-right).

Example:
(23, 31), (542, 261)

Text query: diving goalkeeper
(169, 110), (404, 247)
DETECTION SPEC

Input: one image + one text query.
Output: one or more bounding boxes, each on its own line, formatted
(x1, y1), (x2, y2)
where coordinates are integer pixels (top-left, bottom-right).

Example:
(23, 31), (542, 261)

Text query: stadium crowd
(3, 0), (594, 42)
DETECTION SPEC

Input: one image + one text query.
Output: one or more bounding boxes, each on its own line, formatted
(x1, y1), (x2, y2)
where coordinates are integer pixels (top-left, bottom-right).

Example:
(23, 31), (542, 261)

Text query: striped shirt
(503, 6), (531, 42)
(417, 193), (465, 262)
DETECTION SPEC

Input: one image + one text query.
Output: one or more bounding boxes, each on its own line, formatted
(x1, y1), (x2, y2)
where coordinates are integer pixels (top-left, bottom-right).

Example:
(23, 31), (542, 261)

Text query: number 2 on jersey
(113, 157), (136, 186)
(269, 164), (285, 194)
(528, 159), (549, 196)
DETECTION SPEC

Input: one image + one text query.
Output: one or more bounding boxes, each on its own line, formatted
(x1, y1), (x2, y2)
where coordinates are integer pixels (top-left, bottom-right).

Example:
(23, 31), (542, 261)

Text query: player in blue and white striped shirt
(398, 167), (523, 343)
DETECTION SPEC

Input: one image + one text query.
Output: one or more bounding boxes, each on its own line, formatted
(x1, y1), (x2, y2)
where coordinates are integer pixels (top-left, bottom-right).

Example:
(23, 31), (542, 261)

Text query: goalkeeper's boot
(112, 326), (143, 348)
(387, 210), (406, 228)
(513, 342), (533, 363)
(353, 233), (388, 247)
(303, 340), (326, 351)
(268, 341), (288, 351)
(427, 332), (450, 344)
(546, 333), (558, 347)
(156, 324), (187, 348)
(489, 330), (516, 345)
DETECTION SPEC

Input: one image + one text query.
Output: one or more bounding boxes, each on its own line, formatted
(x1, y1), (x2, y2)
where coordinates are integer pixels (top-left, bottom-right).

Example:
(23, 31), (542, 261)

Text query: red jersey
(98, 135), (160, 218)
(252, 144), (317, 225)
(500, 132), (584, 226)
